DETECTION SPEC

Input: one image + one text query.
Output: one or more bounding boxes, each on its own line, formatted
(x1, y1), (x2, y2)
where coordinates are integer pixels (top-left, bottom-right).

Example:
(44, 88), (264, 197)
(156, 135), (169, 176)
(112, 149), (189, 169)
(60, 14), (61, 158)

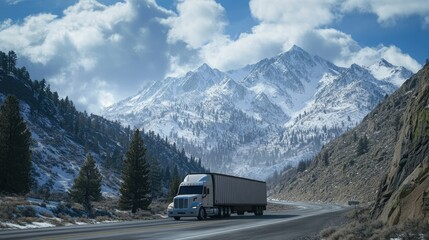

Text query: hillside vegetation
(0, 50), (206, 197)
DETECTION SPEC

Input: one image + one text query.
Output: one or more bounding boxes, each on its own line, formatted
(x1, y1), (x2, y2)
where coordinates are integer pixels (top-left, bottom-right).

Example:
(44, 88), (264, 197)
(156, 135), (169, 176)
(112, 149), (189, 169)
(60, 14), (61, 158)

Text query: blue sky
(0, 0), (428, 114)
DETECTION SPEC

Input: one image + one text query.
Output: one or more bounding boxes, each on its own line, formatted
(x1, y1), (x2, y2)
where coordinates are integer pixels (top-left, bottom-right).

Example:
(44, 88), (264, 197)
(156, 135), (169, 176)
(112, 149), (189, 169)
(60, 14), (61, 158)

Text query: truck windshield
(178, 186), (203, 195)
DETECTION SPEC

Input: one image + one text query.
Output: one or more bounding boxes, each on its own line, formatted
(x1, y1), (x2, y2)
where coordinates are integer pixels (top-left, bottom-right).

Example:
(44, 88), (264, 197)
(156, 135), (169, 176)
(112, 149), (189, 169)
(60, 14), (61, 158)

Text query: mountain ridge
(103, 45), (413, 179)
(0, 58), (206, 196)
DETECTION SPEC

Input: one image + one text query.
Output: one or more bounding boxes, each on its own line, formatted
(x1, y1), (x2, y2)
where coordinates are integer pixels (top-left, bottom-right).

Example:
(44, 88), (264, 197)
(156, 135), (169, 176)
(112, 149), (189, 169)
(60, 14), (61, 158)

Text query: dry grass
(18, 217), (38, 224)
(0, 196), (29, 221)
(0, 195), (170, 229)
(320, 208), (429, 240)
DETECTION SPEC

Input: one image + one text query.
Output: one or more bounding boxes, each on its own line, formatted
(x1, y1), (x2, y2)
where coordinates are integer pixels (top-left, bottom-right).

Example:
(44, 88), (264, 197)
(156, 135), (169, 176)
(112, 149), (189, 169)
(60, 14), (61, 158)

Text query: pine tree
(0, 51), (7, 71)
(7, 50), (17, 73)
(356, 135), (369, 156)
(163, 166), (171, 185)
(118, 129), (152, 213)
(103, 148), (123, 171)
(297, 160), (307, 172)
(0, 95), (32, 194)
(149, 158), (162, 198)
(168, 166), (181, 202)
(69, 154), (102, 217)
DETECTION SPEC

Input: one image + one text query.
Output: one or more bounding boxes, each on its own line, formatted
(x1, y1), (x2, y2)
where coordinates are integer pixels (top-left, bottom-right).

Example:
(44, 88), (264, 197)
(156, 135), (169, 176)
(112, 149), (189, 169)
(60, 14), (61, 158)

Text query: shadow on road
(177, 214), (300, 221)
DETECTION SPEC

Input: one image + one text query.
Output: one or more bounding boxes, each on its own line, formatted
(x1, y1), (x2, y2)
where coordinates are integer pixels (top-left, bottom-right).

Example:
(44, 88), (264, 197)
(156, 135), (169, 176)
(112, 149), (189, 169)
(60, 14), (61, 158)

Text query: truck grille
(174, 198), (189, 209)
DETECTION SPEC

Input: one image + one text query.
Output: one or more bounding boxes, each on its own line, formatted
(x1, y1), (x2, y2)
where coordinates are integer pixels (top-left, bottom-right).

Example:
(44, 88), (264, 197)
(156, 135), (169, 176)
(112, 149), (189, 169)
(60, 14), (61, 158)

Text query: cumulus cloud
(0, 0), (173, 113)
(352, 45), (422, 72)
(186, 0), (342, 71)
(174, 0), (424, 73)
(250, 0), (338, 29)
(298, 28), (421, 72)
(341, 0), (429, 24)
(161, 0), (227, 49)
(0, 0), (425, 113)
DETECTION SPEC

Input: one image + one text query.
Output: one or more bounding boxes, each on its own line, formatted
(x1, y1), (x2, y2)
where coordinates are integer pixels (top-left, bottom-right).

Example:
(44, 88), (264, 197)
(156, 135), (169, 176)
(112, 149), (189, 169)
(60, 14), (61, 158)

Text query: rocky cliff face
(271, 63), (428, 221)
(372, 63), (429, 225)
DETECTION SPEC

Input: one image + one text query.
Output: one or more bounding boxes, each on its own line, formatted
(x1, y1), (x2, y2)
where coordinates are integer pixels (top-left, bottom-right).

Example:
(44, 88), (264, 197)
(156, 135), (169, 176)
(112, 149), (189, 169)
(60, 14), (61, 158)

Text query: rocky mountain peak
(289, 44), (307, 54)
(195, 63), (216, 74)
(104, 46), (413, 179)
(277, 44), (313, 65)
(378, 58), (394, 68)
(367, 58), (414, 87)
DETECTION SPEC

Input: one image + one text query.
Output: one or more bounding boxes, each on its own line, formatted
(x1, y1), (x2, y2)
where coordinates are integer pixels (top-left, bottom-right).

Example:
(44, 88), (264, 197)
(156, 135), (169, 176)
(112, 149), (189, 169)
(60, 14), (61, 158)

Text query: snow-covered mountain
(104, 45), (413, 180)
(366, 58), (413, 87)
(0, 66), (206, 196)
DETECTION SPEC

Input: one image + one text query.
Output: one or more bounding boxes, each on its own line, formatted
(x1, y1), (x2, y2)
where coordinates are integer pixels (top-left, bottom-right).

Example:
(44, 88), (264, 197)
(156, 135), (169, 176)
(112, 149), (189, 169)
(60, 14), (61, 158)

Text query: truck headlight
(191, 203), (201, 209)
(167, 202), (174, 210)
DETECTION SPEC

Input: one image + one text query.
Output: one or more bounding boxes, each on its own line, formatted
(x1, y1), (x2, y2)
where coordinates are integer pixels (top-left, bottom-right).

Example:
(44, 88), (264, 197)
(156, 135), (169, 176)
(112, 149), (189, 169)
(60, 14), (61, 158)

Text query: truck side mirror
(203, 187), (208, 197)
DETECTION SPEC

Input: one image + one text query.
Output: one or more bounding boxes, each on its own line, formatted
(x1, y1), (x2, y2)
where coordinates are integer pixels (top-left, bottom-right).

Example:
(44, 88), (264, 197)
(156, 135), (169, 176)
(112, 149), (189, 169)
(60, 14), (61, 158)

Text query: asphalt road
(0, 201), (348, 240)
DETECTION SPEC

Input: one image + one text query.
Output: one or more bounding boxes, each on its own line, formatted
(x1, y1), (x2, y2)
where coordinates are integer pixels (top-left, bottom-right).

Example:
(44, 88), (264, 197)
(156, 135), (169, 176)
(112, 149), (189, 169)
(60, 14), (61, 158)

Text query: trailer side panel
(212, 173), (267, 206)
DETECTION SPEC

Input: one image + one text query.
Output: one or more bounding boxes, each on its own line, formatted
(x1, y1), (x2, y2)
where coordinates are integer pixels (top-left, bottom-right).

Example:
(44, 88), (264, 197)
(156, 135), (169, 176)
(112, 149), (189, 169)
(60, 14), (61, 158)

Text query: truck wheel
(174, 217), (180, 221)
(254, 207), (263, 216)
(225, 207), (231, 217)
(218, 207), (224, 218)
(197, 207), (207, 220)
(254, 207), (259, 216)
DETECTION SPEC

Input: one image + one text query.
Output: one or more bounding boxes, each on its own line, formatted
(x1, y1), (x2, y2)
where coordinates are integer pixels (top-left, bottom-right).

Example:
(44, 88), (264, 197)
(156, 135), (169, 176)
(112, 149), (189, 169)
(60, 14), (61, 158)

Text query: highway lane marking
(176, 218), (297, 240)
(175, 207), (344, 240)
(36, 220), (228, 240)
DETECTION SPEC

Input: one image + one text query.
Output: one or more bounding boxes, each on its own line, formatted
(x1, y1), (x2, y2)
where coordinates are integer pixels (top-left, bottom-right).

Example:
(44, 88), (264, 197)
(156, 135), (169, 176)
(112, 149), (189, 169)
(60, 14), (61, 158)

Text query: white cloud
(354, 45), (421, 72)
(298, 28), (421, 72)
(161, 0), (227, 49)
(0, 0), (425, 114)
(341, 0), (429, 24)
(196, 0), (340, 71)
(250, 0), (338, 29)
(199, 23), (294, 71)
(0, 0), (174, 114)
(187, 0), (424, 73)
(5, 0), (25, 5)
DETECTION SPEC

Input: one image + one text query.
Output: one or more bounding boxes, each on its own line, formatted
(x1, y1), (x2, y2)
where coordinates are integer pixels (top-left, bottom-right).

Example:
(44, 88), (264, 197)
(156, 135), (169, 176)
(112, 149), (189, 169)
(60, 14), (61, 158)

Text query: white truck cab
(167, 174), (213, 220)
(167, 173), (267, 220)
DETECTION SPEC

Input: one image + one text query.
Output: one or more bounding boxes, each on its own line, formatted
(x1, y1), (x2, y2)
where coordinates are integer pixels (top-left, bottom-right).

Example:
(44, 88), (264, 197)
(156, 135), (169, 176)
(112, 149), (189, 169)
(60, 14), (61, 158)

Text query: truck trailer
(167, 173), (267, 220)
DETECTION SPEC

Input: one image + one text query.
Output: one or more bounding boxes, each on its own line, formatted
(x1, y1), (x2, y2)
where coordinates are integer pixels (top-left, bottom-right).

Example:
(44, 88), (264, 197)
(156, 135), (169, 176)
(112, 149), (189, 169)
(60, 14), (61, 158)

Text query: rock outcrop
(272, 63), (429, 226)
(372, 63), (429, 225)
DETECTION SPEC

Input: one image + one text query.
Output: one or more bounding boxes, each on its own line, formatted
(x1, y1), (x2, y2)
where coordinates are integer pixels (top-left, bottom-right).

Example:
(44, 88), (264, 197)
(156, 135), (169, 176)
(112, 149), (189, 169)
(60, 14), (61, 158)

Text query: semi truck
(167, 173), (267, 220)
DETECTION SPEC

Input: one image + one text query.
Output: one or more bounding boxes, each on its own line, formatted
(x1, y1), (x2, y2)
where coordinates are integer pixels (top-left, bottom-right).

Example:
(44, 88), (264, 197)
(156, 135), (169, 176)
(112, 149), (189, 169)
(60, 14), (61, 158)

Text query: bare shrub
(149, 201), (168, 215)
(0, 203), (16, 220)
(131, 209), (152, 220)
(18, 217), (37, 223)
(75, 217), (91, 224)
(20, 206), (36, 217)
(320, 226), (337, 239)
(95, 216), (111, 222)
(400, 219), (429, 239)
(41, 211), (54, 218)
(321, 215), (429, 240)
